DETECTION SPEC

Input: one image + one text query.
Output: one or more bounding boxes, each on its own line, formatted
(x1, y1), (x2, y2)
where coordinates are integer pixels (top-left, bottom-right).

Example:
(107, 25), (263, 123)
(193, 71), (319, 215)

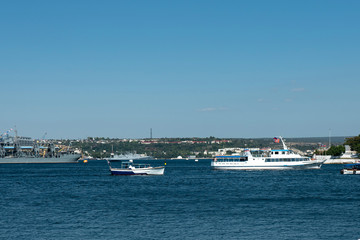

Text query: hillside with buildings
(65, 136), (353, 159)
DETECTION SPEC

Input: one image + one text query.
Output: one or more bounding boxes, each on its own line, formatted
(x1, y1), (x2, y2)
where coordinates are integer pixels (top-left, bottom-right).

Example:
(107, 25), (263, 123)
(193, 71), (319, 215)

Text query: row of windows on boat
(265, 158), (309, 162)
(215, 158), (309, 162)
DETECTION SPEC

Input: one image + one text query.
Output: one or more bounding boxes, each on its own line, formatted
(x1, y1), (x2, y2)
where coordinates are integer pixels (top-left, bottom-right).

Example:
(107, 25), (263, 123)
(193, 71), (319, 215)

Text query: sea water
(0, 160), (359, 240)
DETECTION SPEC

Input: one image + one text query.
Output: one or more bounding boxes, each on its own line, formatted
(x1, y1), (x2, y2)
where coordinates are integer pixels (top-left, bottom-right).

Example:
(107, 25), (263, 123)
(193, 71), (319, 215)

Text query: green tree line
(69, 136), (346, 159)
(314, 135), (360, 156)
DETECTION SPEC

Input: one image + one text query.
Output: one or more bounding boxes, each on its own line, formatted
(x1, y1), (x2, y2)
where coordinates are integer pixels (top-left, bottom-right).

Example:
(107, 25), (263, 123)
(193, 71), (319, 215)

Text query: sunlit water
(0, 160), (359, 239)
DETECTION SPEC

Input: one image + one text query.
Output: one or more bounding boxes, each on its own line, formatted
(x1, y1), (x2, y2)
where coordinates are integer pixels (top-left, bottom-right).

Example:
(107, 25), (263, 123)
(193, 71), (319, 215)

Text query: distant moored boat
(106, 160), (165, 175)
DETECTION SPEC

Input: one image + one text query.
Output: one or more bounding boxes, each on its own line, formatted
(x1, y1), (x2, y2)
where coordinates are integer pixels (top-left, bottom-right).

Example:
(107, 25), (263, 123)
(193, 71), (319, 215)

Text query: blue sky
(1, 0), (359, 139)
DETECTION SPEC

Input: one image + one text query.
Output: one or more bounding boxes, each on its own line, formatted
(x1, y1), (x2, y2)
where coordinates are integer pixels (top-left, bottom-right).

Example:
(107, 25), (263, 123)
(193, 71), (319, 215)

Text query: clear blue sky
(1, 0), (359, 139)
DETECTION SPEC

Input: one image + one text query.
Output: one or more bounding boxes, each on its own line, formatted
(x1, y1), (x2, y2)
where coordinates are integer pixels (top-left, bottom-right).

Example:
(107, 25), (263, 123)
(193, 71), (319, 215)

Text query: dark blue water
(1, 160), (359, 240)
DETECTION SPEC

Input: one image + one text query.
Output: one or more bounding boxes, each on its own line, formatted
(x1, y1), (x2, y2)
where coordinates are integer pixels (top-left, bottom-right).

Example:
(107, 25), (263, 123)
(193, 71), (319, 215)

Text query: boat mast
(279, 136), (288, 150)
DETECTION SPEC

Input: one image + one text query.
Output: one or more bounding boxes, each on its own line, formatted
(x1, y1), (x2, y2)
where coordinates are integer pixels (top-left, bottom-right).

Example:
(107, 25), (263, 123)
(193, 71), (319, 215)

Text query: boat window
(265, 158), (282, 162)
(215, 157), (247, 162)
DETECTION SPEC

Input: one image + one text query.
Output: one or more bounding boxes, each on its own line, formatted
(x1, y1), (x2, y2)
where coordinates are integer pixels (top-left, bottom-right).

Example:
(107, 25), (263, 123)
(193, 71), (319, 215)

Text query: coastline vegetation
(313, 135), (360, 156)
(68, 136), (356, 159)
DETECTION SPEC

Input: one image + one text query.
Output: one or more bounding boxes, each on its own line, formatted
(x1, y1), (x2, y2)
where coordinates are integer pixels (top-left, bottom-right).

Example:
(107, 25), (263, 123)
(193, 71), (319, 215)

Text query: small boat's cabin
(107, 160), (151, 169)
(271, 149), (295, 156)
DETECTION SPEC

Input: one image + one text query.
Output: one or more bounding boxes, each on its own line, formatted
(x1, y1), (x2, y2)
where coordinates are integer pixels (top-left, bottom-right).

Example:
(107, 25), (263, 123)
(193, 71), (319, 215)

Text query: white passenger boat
(211, 136), (325, 170)
(106, 160), (165, 175)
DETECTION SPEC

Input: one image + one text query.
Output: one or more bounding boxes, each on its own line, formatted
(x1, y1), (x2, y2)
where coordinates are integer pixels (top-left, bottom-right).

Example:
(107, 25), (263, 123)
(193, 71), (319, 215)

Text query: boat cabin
(215, 155), (248, 162)
(107, 160), (151, 169)
(271, 149), (295, 156)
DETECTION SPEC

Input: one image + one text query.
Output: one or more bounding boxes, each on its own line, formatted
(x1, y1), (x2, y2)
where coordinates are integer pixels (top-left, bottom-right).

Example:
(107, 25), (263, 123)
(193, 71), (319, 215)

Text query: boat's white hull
(211, 160), (324, 170)
(341, 169), (360, 174)
(110, 166), (165, 175)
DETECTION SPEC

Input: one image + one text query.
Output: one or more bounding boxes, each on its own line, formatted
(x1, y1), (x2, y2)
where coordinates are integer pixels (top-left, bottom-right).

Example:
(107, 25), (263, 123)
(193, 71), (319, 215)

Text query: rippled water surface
(0, 160), (359, 239)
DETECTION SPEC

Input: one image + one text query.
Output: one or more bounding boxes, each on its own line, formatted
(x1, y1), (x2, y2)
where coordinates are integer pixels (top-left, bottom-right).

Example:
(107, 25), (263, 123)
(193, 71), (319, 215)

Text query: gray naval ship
(0, 132), (81, 164)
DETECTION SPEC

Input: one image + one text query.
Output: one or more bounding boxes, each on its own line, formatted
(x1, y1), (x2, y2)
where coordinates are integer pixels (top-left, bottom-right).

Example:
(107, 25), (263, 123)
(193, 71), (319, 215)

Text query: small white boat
(211, 136), (325, 170)
(106, 160), (165, 175)
(340, 163), (360, 174)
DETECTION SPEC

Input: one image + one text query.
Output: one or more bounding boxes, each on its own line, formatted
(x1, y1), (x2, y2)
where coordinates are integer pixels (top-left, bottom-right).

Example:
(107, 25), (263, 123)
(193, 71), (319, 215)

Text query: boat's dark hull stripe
(111, 170), (147, 175)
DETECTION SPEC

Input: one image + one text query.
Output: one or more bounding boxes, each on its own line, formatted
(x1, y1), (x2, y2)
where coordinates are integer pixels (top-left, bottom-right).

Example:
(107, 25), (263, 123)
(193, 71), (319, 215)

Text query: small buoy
(164, 162), (167, 165)
(84, 160), (88, 163)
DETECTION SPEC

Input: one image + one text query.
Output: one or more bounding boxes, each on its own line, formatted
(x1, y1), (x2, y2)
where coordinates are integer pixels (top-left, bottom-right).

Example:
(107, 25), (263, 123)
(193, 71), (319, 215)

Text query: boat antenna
(14, 126), (18, 142)
(41, 132), (47, 143)
(111, 145), (114, 157)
